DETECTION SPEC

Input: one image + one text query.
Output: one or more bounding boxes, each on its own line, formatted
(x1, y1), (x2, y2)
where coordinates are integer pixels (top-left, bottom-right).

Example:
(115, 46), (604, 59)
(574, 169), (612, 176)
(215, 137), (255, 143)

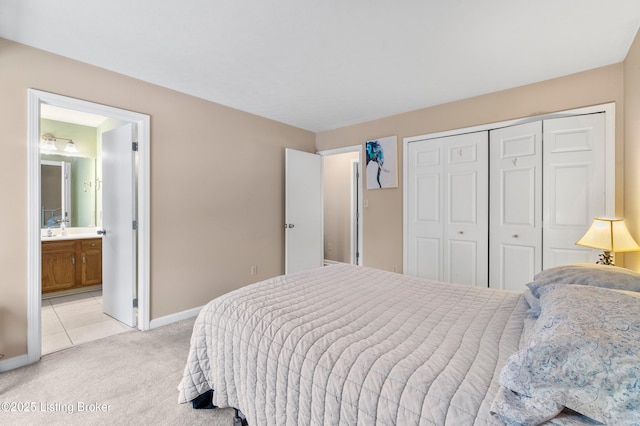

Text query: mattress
(178, 264), (528, 425)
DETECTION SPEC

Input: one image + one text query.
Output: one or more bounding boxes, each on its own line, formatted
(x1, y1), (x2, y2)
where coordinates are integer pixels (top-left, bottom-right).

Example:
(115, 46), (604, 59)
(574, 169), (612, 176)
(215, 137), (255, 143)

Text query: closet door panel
(448, 172), (477, 223)
(406, 132), (488, 286)
(490, 122), (542, 291)
(501, 167), (536, 226)
(444, 133), (488, 287)
(550, 164), (591, 226)
(447, 239), (478, 285)
(499, 244), (537, 291)
(416, 237), (441, 280)
(407, 142), (444, 279)
(416, 174), (440, 223)
(543, 114), (606, 266)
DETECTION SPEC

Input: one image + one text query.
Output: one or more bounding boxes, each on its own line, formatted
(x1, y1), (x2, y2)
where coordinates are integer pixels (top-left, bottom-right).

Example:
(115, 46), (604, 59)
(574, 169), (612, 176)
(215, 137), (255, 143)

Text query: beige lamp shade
(576, 217), (640, 252)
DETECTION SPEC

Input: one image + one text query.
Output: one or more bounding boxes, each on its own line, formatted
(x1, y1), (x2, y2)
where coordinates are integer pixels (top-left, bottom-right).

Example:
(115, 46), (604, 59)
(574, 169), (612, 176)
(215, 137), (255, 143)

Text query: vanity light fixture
(63, 140), (79, 153)
(40, 133), (79, 154)
(41, 133), (57, 151)
(576, 217), (640, 265)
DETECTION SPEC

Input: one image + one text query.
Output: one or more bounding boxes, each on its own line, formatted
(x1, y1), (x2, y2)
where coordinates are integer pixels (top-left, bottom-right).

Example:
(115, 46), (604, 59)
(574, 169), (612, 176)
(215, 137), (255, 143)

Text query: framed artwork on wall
(365, 135), (397, 189)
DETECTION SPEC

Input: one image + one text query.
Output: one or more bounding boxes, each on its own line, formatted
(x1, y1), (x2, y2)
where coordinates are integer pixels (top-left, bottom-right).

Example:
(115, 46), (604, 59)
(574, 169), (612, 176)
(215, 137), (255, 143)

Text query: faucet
(47, 227), (53, 237)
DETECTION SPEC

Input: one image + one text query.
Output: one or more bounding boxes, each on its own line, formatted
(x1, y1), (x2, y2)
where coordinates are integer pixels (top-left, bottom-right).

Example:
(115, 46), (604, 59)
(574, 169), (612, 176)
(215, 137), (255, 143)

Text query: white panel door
(285, 148), (323, 274)
(407, 132), (488, 286)
(407, 140), (443, 280)
(444, 133), (489, 286)
(543, 113), (606, 266)
(101, 124), (137, 327)
(490, 122), (542, 291)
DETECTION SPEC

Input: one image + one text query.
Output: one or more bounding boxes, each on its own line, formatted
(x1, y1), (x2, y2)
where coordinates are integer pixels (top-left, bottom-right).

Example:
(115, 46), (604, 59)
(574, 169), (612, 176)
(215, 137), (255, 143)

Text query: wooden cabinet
(42, 240), (77, 293)
(42, 238), (102, 294)
(81, 239), (102, 286)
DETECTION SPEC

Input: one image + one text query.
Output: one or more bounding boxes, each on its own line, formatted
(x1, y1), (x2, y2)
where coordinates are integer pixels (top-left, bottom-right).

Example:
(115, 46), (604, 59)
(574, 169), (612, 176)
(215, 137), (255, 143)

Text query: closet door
(406, 139), (443, 280)
(543, 113), (606, 266)
(406, 132), (488, 286)
(489, 122), (543, 291)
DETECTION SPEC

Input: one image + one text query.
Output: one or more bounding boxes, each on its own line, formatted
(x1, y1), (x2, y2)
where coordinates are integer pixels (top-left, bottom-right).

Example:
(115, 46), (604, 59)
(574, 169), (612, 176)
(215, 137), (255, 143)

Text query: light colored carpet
(0, 318), (235, 425)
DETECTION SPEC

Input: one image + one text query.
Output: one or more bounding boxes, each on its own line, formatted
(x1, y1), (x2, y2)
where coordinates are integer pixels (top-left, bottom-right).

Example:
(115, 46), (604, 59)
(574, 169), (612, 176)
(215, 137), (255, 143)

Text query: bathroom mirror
(41, 156), (97, 228)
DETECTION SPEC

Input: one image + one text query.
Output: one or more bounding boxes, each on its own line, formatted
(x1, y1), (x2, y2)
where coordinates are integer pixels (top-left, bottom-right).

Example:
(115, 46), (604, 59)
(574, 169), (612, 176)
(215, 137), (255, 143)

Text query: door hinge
(132, 220), (138, 230)
(132, 142), (139, 151)
(133, 298), (138, 308)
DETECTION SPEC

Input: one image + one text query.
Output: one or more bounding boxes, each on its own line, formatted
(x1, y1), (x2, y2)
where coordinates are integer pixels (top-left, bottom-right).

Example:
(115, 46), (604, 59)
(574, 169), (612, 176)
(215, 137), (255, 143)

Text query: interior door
(489, 121), (543, 291)
(285, 148), (323, 274)
(101, 123), (137, 327)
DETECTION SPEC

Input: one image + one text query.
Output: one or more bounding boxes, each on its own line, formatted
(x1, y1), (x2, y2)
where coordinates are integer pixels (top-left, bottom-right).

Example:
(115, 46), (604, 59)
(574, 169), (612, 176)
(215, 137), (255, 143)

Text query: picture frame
(365, 136), (398, 189)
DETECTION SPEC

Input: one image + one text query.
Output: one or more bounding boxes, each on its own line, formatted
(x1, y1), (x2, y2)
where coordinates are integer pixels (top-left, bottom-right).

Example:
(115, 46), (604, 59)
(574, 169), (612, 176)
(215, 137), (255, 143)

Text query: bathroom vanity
(41, 234), (102, 294)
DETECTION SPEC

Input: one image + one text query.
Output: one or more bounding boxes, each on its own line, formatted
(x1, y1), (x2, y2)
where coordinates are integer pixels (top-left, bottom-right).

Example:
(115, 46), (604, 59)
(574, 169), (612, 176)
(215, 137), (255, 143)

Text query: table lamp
(576, 217), (640, 265)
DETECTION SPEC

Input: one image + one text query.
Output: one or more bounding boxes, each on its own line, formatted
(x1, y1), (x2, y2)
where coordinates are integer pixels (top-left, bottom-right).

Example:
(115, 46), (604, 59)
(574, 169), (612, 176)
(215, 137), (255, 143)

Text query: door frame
(318, 145), (364, 266)
(403, 102), (616, 274)
(26, 89), (151, 365)
(350, 158), (361, 265)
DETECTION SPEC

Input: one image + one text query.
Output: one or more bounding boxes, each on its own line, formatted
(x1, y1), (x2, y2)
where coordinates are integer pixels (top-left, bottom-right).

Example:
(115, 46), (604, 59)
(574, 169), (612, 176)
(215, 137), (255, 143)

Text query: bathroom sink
(42, 233), (101, 241)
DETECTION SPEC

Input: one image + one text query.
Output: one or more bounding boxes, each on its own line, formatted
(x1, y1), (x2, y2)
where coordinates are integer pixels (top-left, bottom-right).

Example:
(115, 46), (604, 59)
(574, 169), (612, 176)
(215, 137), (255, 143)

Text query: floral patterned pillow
(528, 263), (640, 297)
(494, 284), (640, 425)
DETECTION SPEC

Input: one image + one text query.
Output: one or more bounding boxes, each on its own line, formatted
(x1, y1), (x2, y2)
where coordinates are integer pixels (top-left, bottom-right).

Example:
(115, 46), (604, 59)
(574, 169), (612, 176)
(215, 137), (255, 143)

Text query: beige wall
(0, 38), (315, 360)
(323, 151), (359, 263)
(316, 63), (626, 273)
(624, 29), (640, 270)
(4, 29), (640, 363)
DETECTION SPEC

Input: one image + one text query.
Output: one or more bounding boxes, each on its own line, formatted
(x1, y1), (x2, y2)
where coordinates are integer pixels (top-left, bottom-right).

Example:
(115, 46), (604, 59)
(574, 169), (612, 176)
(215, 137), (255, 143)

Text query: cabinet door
(42, 242), (76, 292)
(489, 122), (543, 291)
(406, 132), (488, 286)
(81, 239), (102, 286)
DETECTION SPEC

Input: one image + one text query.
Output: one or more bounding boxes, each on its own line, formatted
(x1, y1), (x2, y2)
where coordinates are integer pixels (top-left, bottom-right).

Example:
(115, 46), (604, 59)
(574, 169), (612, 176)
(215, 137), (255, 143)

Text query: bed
(178, 263), (640, 425)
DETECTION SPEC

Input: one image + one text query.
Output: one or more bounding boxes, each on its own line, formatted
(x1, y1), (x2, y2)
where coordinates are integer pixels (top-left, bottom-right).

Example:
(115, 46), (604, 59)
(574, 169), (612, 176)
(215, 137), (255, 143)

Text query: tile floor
(42, 290), (132, 355)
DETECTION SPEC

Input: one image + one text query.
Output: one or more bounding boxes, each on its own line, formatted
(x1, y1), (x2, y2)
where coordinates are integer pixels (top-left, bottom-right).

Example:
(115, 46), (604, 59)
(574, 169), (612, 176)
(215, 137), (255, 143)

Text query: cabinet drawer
(81, 239), (102, 250)
(42, 240), (77, 253)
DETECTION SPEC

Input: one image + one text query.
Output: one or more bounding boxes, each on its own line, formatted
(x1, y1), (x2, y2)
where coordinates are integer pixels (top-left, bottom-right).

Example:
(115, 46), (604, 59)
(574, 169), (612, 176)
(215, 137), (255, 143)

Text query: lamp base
(596, 251), (614, 266)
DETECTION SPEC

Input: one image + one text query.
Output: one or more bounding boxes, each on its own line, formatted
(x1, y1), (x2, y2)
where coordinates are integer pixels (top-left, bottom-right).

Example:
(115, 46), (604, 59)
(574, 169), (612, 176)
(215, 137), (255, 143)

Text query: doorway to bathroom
(27, 90), (151, 364)
(39, 109), (126, 354)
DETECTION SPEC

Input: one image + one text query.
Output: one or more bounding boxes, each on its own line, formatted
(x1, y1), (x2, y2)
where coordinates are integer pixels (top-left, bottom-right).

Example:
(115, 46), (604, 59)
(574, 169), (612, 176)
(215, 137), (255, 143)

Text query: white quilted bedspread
(178, 264), (527, 425)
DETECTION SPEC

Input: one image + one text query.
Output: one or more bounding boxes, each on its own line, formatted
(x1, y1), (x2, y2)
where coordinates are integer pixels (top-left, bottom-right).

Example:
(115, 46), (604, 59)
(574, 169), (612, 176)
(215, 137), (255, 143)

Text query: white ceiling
(41, 104), (107, 128)
(2, 0), (640, 132)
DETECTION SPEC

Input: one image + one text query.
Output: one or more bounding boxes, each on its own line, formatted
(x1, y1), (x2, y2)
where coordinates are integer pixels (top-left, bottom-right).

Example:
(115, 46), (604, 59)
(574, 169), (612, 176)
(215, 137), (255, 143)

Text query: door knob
(284, 224), (295, 229)
(97, 229), (107, 235)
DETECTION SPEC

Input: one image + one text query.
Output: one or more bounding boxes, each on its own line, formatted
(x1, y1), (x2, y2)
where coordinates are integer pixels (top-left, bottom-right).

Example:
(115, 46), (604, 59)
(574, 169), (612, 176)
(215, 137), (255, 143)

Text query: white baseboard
(0, 354), (30, 373)
(149, 305), (203, 330)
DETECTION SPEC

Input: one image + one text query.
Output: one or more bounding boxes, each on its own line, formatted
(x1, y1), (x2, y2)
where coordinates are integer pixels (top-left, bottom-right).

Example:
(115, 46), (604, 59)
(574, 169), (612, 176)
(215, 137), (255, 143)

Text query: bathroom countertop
(41, 228), (102, 241)
(42, 234), (101, 241)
